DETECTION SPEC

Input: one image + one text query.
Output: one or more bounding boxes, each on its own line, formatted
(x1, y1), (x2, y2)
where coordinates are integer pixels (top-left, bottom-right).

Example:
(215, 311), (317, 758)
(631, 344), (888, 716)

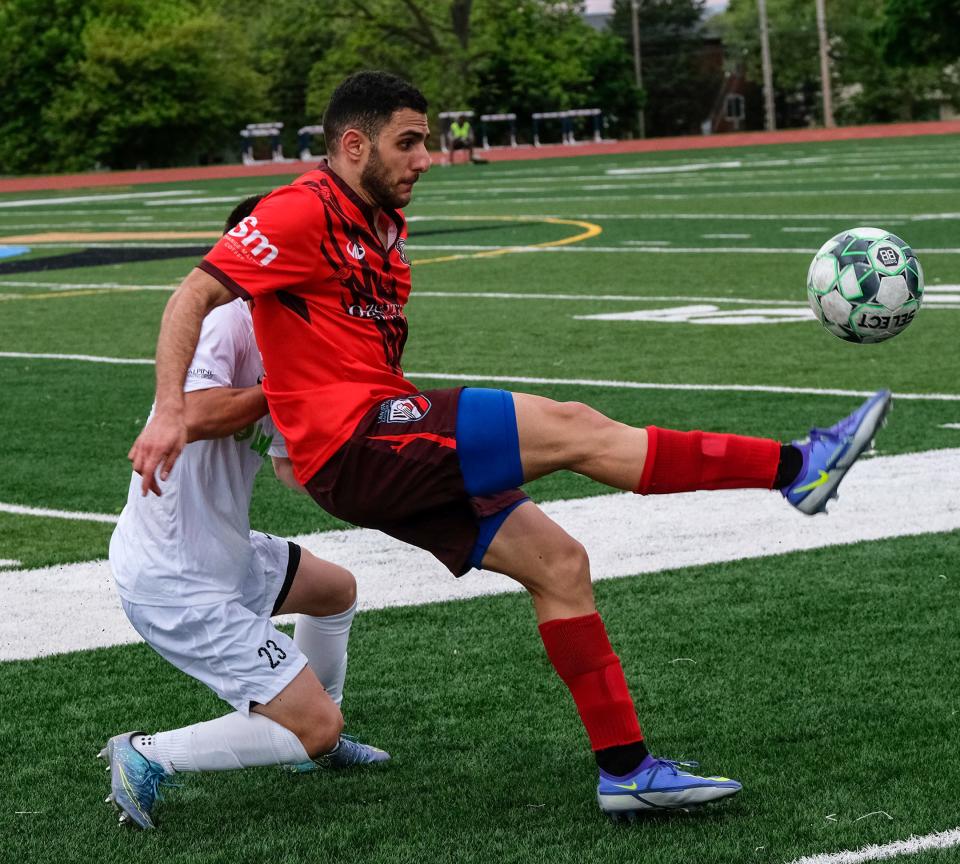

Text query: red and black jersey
(200, 164), (417, 482)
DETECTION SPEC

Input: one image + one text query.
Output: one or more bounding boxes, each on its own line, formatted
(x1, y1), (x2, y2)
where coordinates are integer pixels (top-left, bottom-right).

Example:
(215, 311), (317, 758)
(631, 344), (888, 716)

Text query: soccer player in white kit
(100, 198), (388, 830)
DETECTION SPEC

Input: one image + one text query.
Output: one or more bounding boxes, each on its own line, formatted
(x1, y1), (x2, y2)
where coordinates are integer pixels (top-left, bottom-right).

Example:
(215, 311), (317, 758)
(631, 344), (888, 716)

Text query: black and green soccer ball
(806, 227), (924, 343)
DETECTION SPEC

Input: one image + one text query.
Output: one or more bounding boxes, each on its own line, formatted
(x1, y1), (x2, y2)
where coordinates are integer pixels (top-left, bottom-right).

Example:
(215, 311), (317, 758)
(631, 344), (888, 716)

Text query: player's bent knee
(524, 534), (591, 602)
(292, 552), (357, 617)
(550, 536), (591, 589)
(298, 699), (345, 757)
(327, 565), (357, 613)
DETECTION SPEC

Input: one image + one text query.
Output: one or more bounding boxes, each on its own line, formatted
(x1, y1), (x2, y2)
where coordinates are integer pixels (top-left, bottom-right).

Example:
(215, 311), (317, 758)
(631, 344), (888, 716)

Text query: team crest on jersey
(395, 238), (410, 265)
(346, 240), (366, 260)
(378, 395), (431, 423)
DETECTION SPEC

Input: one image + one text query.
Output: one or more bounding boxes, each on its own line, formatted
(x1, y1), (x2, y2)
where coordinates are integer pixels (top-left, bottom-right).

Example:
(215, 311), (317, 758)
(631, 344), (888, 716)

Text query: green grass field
(2, 134), (960, 863)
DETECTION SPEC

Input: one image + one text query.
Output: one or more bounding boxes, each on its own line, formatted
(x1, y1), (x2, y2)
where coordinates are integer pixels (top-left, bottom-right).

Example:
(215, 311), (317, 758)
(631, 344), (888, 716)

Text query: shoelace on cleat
(652, 759), (700, 776)
(136, 762), (179, 803)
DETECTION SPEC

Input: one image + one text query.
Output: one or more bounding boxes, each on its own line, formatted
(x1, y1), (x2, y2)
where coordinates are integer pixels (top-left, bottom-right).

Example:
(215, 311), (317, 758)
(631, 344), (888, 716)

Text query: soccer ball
(806, 227), (924, 343)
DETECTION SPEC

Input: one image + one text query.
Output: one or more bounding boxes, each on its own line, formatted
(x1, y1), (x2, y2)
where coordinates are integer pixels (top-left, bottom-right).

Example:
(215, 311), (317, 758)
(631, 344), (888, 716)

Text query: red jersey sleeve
(199, 184), (325, 300)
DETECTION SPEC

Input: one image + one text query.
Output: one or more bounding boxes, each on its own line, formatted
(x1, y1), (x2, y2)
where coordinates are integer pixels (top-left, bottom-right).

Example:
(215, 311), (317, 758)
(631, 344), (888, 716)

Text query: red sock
(538, 613), (643, 751)
(636, 426), (780, 495)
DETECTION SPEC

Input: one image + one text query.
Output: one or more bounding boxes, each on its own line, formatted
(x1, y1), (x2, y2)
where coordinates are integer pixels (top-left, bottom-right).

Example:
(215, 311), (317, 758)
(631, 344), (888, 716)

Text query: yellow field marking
(0, 231), (218, 243)
(412, 215), (602, 266)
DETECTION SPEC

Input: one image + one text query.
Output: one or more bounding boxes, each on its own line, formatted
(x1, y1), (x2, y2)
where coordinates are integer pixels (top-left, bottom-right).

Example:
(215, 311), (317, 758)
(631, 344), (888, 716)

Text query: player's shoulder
(200, 298), (253, 345)
(255, 173), (329, 216)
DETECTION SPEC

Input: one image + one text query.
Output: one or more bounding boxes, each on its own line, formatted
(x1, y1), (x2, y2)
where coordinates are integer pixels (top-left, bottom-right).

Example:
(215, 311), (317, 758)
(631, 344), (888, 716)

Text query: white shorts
(121, 531), (308, 714)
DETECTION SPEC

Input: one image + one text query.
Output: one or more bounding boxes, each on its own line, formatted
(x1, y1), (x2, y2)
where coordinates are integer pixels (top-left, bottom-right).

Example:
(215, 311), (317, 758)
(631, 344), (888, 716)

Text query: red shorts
(304, 388), (527, 575)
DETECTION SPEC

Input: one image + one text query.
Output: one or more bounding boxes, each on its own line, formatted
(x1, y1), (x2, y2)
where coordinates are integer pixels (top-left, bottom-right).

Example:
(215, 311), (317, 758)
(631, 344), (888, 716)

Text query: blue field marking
(0, 245), (30, 259)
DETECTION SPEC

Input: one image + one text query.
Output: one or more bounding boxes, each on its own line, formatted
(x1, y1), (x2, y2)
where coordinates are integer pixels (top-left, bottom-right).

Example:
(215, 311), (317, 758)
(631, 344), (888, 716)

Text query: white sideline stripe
(0, 190), (199, 208)
(415, 291), (804, 306)
(0, 281), (175, 290)
(0, 502), (119, 524)
(605, 160), (744, 175)
(410, 213), (960, 222)
(941, 423), (960, 430)
(785, 826), (960, 864)
(408, 245), (960, 255)
(2, 354), (959, 402)
(2, 284), (957, 303)
(0, 560), (21, 568)
(2, 448), (959, 661)
(0, 352), (154, 365)
(402, 375), (960, 402)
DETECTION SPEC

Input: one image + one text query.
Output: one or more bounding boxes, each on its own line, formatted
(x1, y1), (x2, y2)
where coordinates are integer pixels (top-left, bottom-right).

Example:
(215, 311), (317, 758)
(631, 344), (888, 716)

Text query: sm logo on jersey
(346, 240), (366, 261)
(227, 216), (279, 266)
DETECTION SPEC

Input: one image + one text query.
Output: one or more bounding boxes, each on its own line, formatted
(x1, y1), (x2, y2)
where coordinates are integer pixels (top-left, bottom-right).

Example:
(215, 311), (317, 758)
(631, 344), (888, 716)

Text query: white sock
(141, 712), (310, 773)
(293, 601), (356, 706)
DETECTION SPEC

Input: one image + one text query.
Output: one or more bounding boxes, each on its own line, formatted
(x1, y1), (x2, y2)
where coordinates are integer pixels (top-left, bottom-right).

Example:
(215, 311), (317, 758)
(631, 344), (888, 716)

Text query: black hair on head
(323, 71), (428, 153)
(223, 194), (265, 235)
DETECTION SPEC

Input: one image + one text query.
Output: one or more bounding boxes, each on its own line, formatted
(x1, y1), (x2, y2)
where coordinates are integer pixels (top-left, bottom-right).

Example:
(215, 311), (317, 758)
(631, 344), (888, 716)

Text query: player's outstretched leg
(98, 732), (172, 830)
(597, 758), (741, 820)
(781, 389), (891, 515)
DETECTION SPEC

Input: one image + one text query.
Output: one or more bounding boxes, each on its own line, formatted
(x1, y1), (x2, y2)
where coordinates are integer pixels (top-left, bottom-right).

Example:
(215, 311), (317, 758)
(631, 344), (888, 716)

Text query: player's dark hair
(323, 71), (428, 153)
(223, 194), (265, 235)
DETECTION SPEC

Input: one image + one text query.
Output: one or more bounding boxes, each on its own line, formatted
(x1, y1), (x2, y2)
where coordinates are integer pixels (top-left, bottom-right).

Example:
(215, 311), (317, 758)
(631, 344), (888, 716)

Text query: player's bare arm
(272, 456), (306, 493)
(128, 268), (235, 495)
(183, 385), (268, 443)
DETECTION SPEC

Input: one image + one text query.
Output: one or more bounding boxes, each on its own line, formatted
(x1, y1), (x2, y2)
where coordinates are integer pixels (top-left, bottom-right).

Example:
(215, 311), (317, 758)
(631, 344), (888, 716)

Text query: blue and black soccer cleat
(98, 732), (172, 830)
(782, 388), (892, 515)
(287, 734), (391, 773)
(597, 756), (741, 819)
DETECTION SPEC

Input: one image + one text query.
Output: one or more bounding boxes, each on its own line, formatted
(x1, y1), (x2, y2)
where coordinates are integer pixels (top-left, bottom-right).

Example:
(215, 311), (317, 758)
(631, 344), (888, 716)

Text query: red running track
(2, 120), (958, 193)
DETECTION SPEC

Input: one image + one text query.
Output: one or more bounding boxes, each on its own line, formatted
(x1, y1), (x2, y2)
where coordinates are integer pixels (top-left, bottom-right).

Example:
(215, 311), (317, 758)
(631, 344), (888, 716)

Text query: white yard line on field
(2, 448), (959, 661)
(406, 244), (960, 255)
(785, 826), (960, 864)
(0, 351), (154, 364)
(407, 212), (960, 222)
(2, 352), (959, 401)
(0, 281), (175, 290)
(0, 191), (199, 208)
(0, 502), (119, 523)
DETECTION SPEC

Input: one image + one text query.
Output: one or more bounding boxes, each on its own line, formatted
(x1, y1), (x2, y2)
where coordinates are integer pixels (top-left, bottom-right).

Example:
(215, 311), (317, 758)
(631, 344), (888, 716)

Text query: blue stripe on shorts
(455, 388), (524, 497)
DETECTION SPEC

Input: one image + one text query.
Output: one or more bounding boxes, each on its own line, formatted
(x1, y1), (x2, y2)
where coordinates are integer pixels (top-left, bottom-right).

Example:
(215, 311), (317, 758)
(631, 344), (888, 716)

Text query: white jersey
(110, 300), (285, 606)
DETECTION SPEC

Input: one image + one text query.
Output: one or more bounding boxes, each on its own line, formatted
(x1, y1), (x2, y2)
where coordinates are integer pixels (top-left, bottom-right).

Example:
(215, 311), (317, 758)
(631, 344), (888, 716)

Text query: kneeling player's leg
(480, 502), (648, 777)
(273, 548), (357, 706)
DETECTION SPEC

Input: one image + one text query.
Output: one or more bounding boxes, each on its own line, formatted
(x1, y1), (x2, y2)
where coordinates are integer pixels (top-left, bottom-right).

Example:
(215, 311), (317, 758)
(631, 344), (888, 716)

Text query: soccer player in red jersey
(130, 71), (891, 819)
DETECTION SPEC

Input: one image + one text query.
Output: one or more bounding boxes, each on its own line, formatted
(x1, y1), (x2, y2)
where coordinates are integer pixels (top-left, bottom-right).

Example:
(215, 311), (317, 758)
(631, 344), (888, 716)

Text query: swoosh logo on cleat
(613, 781), (639, 790)
(794, 470), (829, 493)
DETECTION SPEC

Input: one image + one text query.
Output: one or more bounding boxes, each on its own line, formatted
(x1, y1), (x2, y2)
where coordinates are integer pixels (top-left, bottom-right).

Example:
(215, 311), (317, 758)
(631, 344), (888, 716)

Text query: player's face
(361, 109), (431, 210)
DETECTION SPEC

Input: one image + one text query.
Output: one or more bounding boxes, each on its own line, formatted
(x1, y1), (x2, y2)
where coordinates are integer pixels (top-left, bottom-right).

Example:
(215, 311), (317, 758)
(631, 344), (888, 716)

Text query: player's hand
(128, 407), (188, 496)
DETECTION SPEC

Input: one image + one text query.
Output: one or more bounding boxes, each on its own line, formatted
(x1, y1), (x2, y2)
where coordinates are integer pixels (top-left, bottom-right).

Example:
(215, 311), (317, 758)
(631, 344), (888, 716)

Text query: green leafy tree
(609, 0), (721, 136)
(304, 0), (475, 128)
(239, 0), (336, 145)
(883, 0), (960, 66)
(32, 0), (267, 171)
(302, 0), (637, 145)
(718, 0), (954, 126)
(716, 0), (821, 126)
(0, 0), (90, 174)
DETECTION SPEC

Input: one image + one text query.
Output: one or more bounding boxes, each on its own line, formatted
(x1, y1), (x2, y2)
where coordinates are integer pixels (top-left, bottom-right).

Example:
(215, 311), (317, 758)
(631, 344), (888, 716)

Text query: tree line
(0, 0), (954, 174)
